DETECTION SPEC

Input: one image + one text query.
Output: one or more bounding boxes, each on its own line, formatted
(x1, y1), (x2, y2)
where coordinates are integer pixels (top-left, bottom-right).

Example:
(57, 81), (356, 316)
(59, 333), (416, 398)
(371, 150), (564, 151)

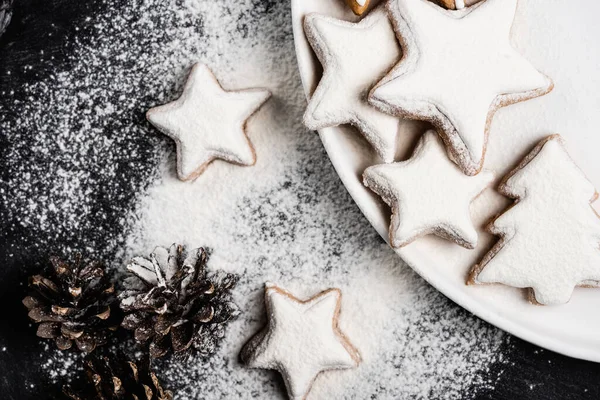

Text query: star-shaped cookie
(363, 130), (494, 248)
(147, 63), (271, 181)
(304, 6), (403, 163)
(240, 283), (360, 400)
(370, 0), (553, 175)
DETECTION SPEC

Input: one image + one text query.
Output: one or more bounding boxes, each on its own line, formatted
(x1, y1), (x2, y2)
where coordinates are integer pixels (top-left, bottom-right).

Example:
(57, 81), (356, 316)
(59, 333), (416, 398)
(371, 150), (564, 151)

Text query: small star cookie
(240, 283), (360, 400)
(370, 0), (553, 175)
(147, 63), (271, 181)
(363, 130), (494, 248)
(470, 135), (600, 305)
(304, 6), (403, 163)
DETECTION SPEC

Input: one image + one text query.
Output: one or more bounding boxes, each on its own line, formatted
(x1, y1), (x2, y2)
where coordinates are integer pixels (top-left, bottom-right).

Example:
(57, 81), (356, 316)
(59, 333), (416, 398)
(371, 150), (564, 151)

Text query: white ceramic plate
(292, 0), (600, 362)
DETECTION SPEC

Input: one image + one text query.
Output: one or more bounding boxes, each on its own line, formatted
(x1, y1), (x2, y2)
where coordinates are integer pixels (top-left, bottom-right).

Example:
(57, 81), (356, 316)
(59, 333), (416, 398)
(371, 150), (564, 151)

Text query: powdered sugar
(3, 0), (506, 397)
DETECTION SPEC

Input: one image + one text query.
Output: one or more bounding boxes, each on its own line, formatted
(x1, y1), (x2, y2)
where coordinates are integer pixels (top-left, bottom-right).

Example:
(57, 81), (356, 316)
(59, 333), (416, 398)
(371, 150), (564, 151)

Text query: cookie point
(145, 108), (157, 123)
(257, 88), (272, 104)
(264, 281), (277, 289)
(190, 62), (209, 74)
(324, 287), (342, 300)
(467, 262), (487, 286)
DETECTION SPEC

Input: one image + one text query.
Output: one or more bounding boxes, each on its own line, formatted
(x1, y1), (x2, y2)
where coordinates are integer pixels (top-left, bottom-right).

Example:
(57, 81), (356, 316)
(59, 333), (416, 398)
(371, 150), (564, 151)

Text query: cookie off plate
(292, 0), (600, 361)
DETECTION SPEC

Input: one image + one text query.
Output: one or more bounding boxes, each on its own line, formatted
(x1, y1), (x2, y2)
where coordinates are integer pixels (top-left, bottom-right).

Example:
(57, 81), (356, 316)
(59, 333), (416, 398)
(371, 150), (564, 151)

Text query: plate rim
(291, 0), (600, 363)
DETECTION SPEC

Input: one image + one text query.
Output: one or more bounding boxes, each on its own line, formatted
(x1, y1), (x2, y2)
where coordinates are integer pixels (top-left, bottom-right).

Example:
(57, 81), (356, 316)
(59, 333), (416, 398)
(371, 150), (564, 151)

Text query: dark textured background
(1, 1), (600, 399)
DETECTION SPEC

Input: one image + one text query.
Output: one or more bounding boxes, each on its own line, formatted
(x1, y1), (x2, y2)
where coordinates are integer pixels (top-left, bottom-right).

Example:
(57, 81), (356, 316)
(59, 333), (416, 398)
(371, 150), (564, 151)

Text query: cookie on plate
(469, 135), (600, 305)
(304, 6), (404, 163)
(363, 130), (494, 248)
(369, 0), (553, 175)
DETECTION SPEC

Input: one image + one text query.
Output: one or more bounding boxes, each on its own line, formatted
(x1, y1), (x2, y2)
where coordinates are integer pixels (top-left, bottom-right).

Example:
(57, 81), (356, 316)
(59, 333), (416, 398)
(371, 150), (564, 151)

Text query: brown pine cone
(120, 244), (239, 358)
(22, 254), (121, 353)
(63, 355), (172, 400)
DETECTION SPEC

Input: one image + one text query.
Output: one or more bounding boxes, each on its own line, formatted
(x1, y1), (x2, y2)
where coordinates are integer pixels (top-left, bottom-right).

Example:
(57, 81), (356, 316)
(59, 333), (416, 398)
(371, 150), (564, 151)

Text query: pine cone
(0, 0), (12, 37)
(63, 355), (173, 400)
(23, 254), (121, 353)
(120, 244), (239, 358)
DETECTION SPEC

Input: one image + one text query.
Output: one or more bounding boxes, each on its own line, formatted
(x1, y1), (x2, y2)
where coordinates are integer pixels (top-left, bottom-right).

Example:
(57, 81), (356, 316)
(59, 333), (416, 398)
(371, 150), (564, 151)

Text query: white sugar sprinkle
(3, 0), (508, 398)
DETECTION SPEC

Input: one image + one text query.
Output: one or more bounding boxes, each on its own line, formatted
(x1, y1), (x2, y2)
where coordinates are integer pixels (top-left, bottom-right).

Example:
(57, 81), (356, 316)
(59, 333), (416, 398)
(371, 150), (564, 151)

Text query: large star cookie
(363, 130), (494, 248)
(304, 6), (403, 163)
(240, 283), (360, 400)
(370, 0), (553, 175)
(147, 63), (271, 181)
(470, 135), (600, 305)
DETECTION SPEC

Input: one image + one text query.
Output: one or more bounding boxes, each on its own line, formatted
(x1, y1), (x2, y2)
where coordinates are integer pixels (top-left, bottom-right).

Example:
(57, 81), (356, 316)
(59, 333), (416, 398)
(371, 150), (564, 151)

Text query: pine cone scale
(61, 323), (85, 339)
(27, 307), (66, 323)
(149, 336), (169, 359)
(37, 322), (60, 339)
(154, 313), (178, 334)
(75, 335), (98, 353)
(95, 307), (111, 320)
(122, 312), (144, 330)
(55, 335), (73, 350)
(134, 324), (154, 342)
(31, 274), (60, 293)
(190, 304), (214, 323)
(170, 321), (194, 352)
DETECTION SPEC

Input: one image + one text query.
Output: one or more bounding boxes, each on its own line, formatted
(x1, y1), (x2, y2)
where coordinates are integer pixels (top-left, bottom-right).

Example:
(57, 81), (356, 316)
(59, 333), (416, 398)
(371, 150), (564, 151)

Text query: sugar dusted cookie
(304, 6), (403, 163)
(470, 135), (600, 306)
(344, 0), (370, 16)
(369, 0), (553, 175)
(147, 63), (271, 181)
(363, 130), (494, 248)
(240, 283), (360, 400)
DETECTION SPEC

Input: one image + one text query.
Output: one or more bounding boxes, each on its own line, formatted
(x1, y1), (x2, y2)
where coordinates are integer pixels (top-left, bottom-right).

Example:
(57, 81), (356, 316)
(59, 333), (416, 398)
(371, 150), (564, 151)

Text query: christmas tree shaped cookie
(470, 135), (600, 305)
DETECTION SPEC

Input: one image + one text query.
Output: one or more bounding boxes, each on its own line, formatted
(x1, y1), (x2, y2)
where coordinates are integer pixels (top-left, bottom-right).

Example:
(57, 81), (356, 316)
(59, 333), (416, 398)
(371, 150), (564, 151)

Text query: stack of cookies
(304, 0), (600, 307)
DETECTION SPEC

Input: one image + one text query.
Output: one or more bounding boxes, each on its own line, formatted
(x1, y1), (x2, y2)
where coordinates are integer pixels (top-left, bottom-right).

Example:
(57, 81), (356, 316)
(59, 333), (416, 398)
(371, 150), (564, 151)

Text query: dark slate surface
(1, 1), (599, 399)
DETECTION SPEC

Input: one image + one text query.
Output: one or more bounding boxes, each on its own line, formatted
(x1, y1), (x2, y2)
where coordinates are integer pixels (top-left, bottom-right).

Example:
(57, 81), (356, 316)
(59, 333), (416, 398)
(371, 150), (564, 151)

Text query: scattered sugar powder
(131, 159), (506, 399)
(39, 344), (82, 383)
(1, 0), (507, 397)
